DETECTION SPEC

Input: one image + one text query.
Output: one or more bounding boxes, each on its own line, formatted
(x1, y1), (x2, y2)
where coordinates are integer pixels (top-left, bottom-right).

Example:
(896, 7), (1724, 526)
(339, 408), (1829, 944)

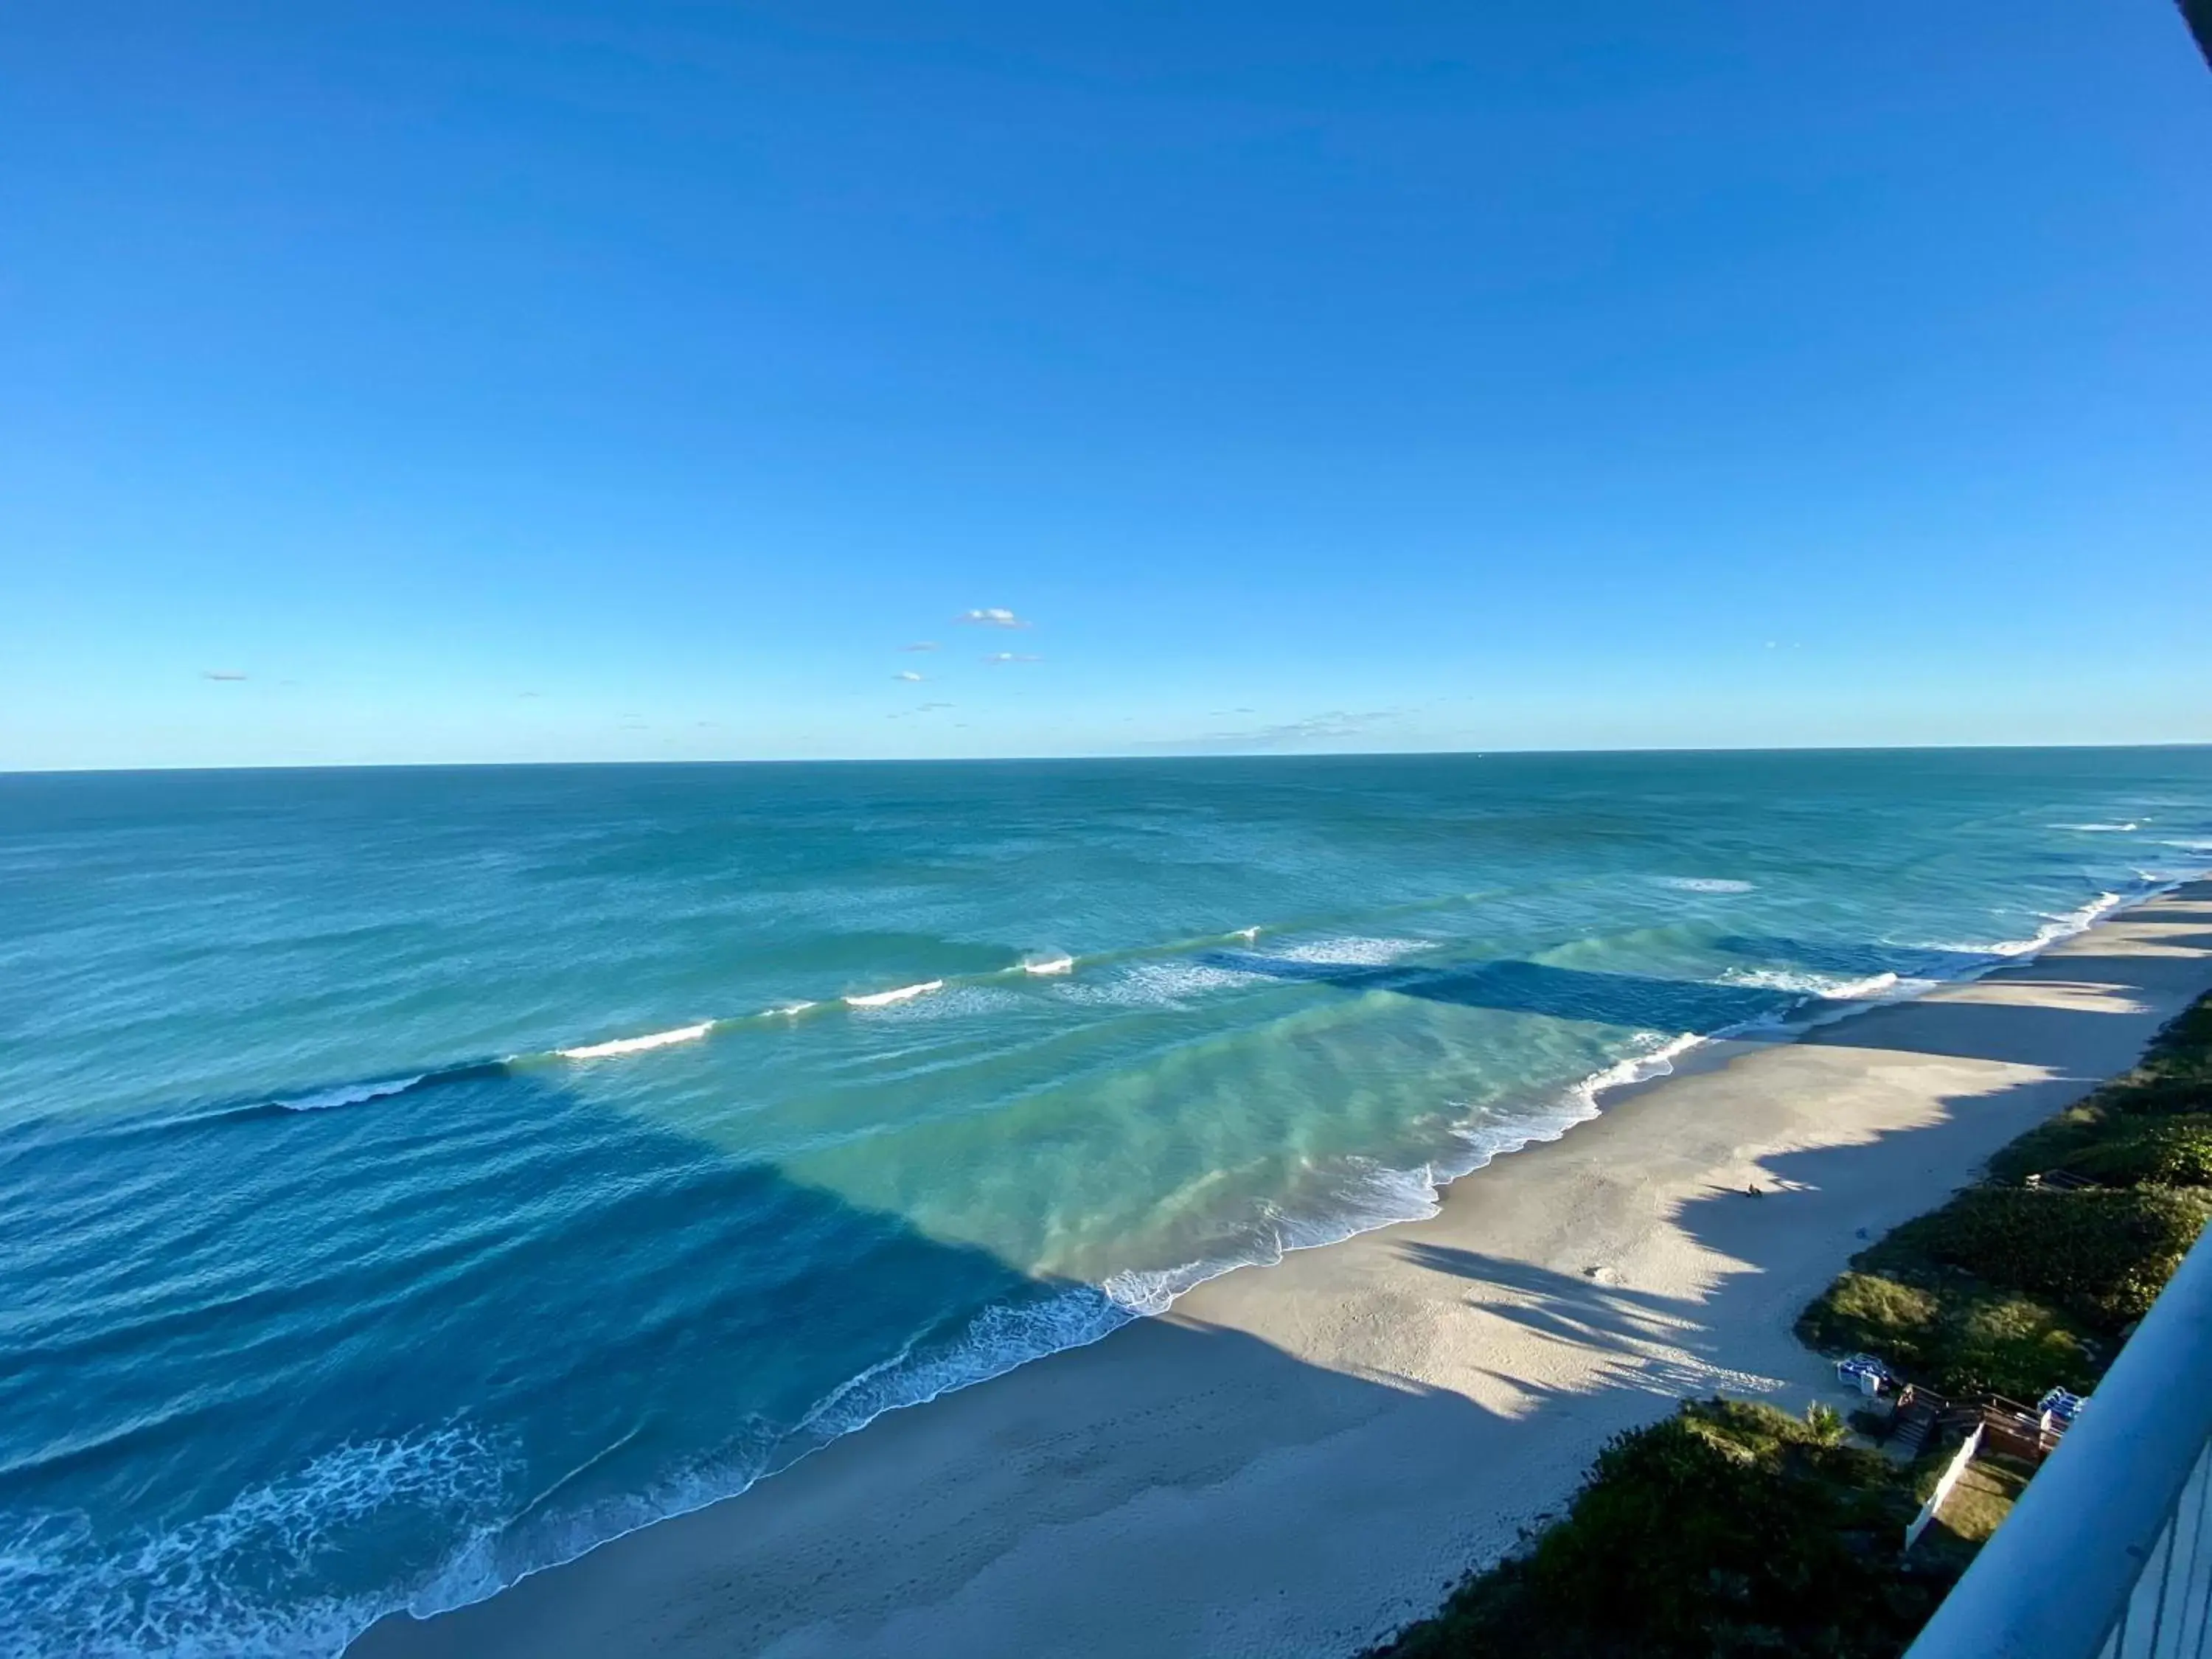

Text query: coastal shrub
(2138, 995), (2212, 1089)
(1364, 1399), (1958, 1659)
(1879, 1186), (2211, 1330)
(2063, 1116), (2212, 1189)
(1795, 1271), (2097, 1398)
(1797, 1272), (1940, 1370)
(1987, 1002), (2212, 1184)
(1941, 1291), (2101, 1398)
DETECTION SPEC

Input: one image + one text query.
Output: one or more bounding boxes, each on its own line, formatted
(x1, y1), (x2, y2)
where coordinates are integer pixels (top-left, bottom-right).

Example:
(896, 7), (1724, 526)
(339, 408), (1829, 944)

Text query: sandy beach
(351, 880), (2212, 1659)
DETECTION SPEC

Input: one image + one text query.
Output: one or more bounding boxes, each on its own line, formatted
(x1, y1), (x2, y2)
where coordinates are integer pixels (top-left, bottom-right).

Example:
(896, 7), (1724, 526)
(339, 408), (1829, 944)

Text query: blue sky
(4, 0), (2208, 769)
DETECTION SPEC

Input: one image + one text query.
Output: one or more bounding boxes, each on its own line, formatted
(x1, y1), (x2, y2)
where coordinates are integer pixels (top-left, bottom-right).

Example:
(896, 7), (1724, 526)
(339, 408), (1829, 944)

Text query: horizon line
(5, 738), (2209, 779)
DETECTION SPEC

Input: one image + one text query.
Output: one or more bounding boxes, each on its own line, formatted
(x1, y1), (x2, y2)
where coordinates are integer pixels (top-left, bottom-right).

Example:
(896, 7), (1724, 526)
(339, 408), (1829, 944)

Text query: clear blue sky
(4, 1), (2208, 769)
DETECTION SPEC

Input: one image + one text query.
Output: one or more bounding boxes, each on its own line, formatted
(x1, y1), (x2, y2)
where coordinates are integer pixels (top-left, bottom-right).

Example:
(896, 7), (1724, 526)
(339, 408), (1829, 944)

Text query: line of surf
(140, 860), (2209, 1142)
(230, 933), (1283, 1113)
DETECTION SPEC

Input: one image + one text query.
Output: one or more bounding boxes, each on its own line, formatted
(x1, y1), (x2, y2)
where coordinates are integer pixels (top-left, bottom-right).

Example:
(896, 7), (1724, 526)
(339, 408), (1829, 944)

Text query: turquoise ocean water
(5, 749), (2212, 1656)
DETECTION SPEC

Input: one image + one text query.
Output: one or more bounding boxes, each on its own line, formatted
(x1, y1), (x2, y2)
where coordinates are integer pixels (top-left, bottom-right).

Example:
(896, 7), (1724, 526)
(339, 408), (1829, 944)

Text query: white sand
(352, 881), (2212, 1659)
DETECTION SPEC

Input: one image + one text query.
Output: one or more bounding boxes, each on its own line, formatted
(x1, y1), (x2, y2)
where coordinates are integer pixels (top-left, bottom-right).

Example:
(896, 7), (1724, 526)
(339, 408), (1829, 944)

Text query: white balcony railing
(1905, 1222), (2212, 1658)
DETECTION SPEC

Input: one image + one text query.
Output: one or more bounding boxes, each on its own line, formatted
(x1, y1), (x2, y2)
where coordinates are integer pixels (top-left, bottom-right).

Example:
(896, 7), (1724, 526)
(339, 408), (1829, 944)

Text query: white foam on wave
(557, 1022), (713, 1061)
(843, 980), (945, 1009)
(1020, 954), (1075, 976)
(1066, 959), (1267, 1008)
(768, 1000), (818, 1017)
(373, 1283), (1142, 1646)
(1095, 1029), (1720, 1326)
(1657, 877), (1757, 894)
(1720, 966), (1907, 1002)
(274, 1075), (427, 1113)
(797, 1287), (1132, 1446)
(2053, 821), (2140, 832)
(1916, 890), (2125, 960)
(0, 1425), (510, 1659)
(1263, 936), (1435, 967)
(1565, 1031), (1708, 1114)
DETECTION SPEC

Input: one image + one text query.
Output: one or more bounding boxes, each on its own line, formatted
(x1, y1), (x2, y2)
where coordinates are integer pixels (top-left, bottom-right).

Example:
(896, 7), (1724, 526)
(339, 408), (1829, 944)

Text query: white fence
(1905, 1424), (1986, 1554)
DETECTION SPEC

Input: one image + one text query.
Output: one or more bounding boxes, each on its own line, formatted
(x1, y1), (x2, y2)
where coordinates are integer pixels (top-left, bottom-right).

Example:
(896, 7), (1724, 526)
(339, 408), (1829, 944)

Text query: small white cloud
(957, 608), (1032, 629)
(984, 652), (1042, 664)
(894, 670), (926, 682)
(903, 641), (940, 653)
(201, 669), (248, 682)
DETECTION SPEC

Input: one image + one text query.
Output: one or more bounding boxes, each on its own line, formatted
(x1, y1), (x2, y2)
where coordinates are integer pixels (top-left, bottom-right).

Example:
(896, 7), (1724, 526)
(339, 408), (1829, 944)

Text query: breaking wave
(0, 1427), (510, 1659)
(843, 980), (945, 1009)
(557, 1023), (713, 1061)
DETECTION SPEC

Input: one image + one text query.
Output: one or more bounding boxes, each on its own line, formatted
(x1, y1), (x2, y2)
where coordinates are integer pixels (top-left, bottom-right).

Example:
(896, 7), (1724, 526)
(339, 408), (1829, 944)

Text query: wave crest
(843, 981), (945, 1009)
(557, 1023), (713, 1061)
(274, 1076), (429, 1113)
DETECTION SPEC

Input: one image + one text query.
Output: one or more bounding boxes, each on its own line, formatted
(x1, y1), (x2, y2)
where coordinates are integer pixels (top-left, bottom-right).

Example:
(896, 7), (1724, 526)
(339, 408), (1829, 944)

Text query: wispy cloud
(984, 652), (1042, 664)
(903, 641), (940, 653)
(201, 669), (248, 682)
(1140, 708), (1408, 754)
(957, 608), (1032, 629)
(894, 670), (927, 682)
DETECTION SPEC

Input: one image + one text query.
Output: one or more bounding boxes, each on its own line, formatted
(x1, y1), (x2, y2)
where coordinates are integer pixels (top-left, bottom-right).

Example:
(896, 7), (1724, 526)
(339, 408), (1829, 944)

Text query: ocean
(5, 748), (2211, 1657)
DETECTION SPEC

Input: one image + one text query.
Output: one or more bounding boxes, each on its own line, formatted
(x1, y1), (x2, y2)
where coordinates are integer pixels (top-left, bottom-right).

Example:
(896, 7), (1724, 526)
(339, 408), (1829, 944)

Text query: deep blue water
(4, 749), (2211, 1656)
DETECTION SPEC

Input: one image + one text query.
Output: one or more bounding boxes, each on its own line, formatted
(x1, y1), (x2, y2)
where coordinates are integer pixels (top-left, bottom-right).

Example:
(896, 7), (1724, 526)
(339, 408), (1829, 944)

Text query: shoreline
(352, 880), (2212, 1659)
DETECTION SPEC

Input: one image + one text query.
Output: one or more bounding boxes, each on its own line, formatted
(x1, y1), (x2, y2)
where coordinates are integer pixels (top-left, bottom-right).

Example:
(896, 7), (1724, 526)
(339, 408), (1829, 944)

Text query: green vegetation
(1797, 1268), (2100, 1399)
(2061, 1116), (2212, 1189)
(1987, 995), (2212, 1185)
(1883, 1186), (2208, 1327)
(1369, 990), (2212, 1659)
(1799, 995), (2212, 1399)
(1363, 1399), (1966, 1659)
